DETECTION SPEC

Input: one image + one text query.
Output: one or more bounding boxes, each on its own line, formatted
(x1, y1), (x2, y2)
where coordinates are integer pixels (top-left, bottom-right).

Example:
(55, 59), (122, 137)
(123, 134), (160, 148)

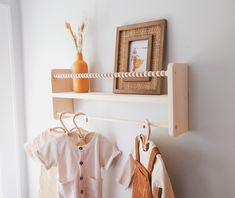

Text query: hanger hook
(141, 119), (151, 151)
(145, 119), (151, 142)
(59, 112), (70, 133)
(73, 112), (88, 130)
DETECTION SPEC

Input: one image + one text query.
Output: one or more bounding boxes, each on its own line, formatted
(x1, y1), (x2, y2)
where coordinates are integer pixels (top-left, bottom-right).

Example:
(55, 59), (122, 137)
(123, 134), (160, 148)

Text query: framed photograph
(124, 35), (152, 82)
(113, 19), (166, 94)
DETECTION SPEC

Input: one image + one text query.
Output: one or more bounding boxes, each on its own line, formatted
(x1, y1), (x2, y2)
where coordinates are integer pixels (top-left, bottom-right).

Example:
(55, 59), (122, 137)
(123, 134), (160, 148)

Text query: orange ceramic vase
(72, 52), (89, 92)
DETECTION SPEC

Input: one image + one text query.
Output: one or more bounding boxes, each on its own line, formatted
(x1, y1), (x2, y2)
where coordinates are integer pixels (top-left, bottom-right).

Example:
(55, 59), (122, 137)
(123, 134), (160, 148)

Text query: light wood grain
(51, 69), (74, 119)
(51, 69), (73, 93)
(52, 92), (168, 104)
(167, 63), (189, 136)
(50, 63), (189, 136)
(52, 98), (74, 119)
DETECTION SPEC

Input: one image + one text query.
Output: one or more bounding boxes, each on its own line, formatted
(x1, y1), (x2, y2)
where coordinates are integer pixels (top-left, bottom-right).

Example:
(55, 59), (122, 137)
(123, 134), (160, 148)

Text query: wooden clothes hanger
(50, 112), (92, 146)
(141, 119), (152, 151)
(52, 112), (87, 145)
(50, 112), (70, 134)
(70, 112), (94, 146)
(72, 112), (89, 137)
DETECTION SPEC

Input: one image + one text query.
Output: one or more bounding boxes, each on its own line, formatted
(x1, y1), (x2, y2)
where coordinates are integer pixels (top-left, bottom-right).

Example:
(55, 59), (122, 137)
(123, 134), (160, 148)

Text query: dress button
(80, 176), (83, 180)
(80, 161), (83, 165)
(81, 190), (84, 194)
(79, 147), (83, 150)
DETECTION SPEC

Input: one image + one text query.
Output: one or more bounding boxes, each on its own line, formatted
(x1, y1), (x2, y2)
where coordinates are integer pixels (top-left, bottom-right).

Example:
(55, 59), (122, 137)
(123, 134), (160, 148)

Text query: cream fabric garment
(24, 130), (61, 198)
(34, 133), (121, 198)
(117, 136), (175, 198)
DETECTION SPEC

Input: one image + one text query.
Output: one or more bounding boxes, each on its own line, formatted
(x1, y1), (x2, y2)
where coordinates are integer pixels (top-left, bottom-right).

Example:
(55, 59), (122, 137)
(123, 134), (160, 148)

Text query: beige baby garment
(117, 135), (175, 198)
(34, 133), (121, 198)
(24, 130), (61, 198)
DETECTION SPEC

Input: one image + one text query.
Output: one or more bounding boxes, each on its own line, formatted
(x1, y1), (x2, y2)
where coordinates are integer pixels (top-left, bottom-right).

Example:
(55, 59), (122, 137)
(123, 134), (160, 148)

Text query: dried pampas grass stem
(65, 20), (87, 53)
(65, 21), (78, 52)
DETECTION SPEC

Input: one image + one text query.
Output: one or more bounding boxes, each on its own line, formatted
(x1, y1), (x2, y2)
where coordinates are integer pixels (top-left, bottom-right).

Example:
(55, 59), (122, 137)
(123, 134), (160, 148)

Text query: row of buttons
(79, 146), (84, 195)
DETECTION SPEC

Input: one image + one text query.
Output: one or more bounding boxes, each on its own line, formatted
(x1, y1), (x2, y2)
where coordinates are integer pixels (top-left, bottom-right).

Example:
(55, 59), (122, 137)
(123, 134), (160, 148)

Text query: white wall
(0, 0), (27, 197)
(0, 6), (18, 197)
(21, 0), (235, 197)
(0, 161), (2, 198)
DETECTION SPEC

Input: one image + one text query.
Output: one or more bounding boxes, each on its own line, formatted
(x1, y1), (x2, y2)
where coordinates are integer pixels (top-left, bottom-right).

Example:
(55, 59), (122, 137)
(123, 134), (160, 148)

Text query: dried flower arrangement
(65, 21), (86, 53)
(65, 20), (89, 93)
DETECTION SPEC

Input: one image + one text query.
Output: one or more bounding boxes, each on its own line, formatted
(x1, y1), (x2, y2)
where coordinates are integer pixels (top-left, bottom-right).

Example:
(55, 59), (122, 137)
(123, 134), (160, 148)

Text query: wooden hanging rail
(53, 70), (168, 79)
(58, 112), (168, 129)
(51, 63), (189, 137)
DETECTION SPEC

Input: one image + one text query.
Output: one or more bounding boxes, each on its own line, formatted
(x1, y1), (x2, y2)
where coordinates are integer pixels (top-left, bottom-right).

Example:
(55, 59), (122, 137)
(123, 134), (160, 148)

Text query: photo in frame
(124, 35), (152, 82)
(113, 19), (166, 94)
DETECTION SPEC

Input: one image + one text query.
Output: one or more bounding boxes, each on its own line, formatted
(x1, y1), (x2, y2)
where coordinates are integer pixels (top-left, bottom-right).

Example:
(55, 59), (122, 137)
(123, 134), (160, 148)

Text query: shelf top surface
(52, 92), (168, 104)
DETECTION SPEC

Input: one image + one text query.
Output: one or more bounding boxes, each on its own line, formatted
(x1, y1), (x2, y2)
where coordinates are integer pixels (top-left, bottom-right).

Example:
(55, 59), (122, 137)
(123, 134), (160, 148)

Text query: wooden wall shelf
(52, 92), (168, 104)
(51, 63), (189, 137)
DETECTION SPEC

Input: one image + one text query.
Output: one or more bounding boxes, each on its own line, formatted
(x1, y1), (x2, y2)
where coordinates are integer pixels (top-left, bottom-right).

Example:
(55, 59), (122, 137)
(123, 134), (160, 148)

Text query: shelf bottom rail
(57, 112), (168, 129)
